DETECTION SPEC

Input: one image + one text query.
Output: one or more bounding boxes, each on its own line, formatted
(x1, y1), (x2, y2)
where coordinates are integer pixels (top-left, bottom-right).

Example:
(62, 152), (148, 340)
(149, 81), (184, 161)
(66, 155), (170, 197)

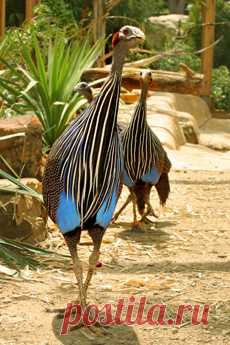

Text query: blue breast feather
(123, 166), (160, 187)
(141, 166), (160, 184)
(56, 192), (81, 233)
(56, 189), (118, 233)
(123, 169), (135, 187)
(96, 189), (117, 228)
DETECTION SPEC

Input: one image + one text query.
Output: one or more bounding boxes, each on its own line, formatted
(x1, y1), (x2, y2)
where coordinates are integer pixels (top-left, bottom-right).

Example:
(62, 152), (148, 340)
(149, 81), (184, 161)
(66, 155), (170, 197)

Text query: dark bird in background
(42, 26), (145, 308)
(113, 71), (171, 226)
(74, 81), (126, 136)
(74, 81), (94, 104)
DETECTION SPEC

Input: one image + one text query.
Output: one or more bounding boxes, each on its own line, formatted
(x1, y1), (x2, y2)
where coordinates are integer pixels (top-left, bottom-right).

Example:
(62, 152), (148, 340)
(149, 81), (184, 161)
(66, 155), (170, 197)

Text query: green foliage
(108, 0), (168, 32)
(0, 2), (80, 67)
(211, 66), (230, 111)
(41, 0), (76, 27)
(151, 41), (201, 72)
(0, 34), (104, 147)
(0, 165), (43, 201)
(188, 0), (230, 69)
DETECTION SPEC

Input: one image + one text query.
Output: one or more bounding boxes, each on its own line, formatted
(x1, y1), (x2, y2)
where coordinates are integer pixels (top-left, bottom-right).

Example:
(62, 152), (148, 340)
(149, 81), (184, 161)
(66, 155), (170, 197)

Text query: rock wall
(0, 115), (43, 179)
(0, 178), (47, 242)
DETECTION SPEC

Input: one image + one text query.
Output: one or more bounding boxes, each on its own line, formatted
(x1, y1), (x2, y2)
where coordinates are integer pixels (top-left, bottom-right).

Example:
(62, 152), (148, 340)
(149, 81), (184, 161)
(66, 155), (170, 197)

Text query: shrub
(0, 34), (105, 147)
(211, 66), (230, 111)
(188, 0), (230, 69)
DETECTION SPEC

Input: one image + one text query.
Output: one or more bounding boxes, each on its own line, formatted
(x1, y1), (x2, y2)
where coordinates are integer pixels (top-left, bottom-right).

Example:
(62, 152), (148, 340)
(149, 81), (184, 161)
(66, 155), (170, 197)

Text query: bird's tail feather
(155, 173), (170, 205)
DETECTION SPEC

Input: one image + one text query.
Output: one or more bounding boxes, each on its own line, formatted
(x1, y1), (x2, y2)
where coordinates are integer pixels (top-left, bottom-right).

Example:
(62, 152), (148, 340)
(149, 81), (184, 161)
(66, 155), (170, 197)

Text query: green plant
(43, 0), (74, 24)
(188, 0), (230, 69)
(107, 0), (168, 34)
(0, 166), (42, 201)
(211, 66), (230, 111)
(0, 33), (105, 146)
(152, 45), (201, 72)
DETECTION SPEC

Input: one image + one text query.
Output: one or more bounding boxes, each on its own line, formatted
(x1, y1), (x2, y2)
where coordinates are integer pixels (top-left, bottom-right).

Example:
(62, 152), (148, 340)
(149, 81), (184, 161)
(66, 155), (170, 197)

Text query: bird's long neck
(111, 44), (128, 76)
(131, 80), (149, 124)
(140, 81), (149, 105)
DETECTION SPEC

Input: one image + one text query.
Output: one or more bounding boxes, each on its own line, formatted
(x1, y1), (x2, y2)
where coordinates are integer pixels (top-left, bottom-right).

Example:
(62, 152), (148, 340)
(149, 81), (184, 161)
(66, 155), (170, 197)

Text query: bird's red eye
(123, 29), (129, 36)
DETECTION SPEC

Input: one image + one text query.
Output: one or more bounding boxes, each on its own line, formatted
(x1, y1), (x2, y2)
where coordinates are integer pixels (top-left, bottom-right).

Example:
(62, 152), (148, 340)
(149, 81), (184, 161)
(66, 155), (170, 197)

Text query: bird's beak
(132, 28), (145, 42)
(73, 85), (80, 92)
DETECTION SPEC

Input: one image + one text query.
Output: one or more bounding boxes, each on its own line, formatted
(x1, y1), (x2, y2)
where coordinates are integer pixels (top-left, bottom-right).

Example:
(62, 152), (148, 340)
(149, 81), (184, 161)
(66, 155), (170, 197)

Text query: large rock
(146, 14), (188, 50)
(147, 114), (185, 149)
(147, 92), (213, 145)
(199, 119), (230, 151)
(148, 92), (211, 127)
(0, 178), (47, 242)
(0, 115), (43, 179)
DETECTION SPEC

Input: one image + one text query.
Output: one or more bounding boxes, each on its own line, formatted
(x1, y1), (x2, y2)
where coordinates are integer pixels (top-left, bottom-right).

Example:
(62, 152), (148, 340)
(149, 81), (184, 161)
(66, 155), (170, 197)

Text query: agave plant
(0, 33), (105, 146)
(0, 237), (70, 279)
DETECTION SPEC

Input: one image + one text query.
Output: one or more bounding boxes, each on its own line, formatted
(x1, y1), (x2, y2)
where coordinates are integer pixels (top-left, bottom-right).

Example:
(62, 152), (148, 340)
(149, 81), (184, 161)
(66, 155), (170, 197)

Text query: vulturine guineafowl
(42, 26), (145, 308)
(113, 71), (171, 226)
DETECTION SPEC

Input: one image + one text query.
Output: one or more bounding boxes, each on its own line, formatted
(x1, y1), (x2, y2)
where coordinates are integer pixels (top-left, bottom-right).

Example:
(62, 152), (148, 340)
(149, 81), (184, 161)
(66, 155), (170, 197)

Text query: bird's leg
(47, 231), (85, 316)
(64, 231), (86, 308)
(132, 194), (140, 228)
(144, 200), (159, 219)
(80, 228), (112, 335)
(112, 194), (132, 222)
(83, 228), (104, 297)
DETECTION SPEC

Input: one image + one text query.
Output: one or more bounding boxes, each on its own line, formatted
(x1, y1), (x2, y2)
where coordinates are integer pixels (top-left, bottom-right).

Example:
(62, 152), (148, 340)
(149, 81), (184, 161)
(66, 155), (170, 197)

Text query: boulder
(199, 119), (230, 151)
(148, 92), (211, 127)
(0, 178), (47, 242)
(0, 115), (43, 179)
(146, 14), (188, 50)
(147, 114), (185, 149)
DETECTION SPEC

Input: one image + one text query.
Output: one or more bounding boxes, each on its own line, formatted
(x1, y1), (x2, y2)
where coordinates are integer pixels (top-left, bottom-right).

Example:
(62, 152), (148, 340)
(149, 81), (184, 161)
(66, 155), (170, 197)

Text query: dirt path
(1, 169), (230, 345)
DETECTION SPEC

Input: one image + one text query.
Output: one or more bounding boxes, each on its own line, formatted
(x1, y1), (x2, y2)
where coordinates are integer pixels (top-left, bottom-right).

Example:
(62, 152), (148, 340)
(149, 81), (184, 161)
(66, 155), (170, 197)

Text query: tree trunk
(93, 0), (105, 66)
(0, 0), (6, 37)
(168, 0), (186, 14)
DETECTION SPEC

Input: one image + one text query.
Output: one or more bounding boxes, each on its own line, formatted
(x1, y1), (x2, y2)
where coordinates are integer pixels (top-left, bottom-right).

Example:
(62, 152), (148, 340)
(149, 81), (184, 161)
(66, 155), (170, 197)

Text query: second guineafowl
(113, 71), (171, 226)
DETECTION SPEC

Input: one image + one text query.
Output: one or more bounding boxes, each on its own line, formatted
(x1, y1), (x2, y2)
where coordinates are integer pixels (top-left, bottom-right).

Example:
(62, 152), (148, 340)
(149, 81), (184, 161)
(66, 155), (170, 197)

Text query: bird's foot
(45, 299), (86, 318)
(145, 207), (159, 219)
(132, 220), (141, 229)
(68, 308), (112, 336)
(140, 215), (155, 224)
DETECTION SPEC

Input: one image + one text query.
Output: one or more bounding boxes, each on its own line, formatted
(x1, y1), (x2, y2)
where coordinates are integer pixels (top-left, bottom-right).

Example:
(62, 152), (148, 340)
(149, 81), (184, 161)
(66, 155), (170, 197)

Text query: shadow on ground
(113, 220), (176, 246)
(52, 314), (140, 345)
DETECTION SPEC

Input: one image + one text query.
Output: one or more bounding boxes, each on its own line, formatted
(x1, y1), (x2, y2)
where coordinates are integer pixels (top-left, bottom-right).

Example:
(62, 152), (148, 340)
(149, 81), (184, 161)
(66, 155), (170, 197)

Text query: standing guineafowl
(42, 26), (145, 308)
(113, 71), (171, 226)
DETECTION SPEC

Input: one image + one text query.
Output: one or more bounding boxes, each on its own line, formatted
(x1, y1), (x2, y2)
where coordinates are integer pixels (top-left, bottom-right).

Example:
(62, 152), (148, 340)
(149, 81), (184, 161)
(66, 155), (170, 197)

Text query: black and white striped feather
(43, 72), (123, 227)
(123, 98), (171, 183)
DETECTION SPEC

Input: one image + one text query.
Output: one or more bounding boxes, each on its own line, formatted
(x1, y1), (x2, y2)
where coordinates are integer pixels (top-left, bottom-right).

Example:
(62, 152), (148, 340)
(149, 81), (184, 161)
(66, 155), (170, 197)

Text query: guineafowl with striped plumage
(42, 26), (145, 307)
(113, 71), (171, 226)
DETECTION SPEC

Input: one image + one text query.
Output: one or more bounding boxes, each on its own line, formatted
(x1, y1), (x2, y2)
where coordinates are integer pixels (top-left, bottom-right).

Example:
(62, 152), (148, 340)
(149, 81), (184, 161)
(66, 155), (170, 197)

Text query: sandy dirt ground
(1, 153), (230, 344)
